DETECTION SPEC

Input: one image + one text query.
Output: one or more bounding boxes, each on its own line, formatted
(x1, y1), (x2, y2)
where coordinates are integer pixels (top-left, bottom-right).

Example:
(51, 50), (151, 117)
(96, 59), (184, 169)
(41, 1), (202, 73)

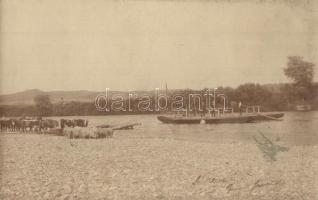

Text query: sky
(1, 0), (318, 94)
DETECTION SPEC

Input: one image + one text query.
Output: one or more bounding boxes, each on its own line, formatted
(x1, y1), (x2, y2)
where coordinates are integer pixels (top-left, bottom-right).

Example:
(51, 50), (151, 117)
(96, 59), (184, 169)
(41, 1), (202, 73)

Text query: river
(48, 111), (318, 146)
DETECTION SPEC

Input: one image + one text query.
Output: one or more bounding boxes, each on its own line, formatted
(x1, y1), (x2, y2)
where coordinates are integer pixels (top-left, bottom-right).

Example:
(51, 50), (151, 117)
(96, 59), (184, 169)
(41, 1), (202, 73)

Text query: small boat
(248, 112), (284, 121)
(157, 112), (284, 124)
(295, 104), (312, 111)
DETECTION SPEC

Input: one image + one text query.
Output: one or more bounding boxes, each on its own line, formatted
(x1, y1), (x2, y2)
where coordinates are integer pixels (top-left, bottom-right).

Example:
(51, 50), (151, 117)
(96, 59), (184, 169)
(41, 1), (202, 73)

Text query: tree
(34, 95), (53, 117)
(234, 83), (272, 105)
(284, 56), (315, 102)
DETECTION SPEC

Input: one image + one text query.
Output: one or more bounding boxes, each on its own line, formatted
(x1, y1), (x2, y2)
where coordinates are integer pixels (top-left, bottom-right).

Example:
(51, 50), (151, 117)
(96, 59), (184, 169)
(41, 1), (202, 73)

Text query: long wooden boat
(157, 112), (284, 124)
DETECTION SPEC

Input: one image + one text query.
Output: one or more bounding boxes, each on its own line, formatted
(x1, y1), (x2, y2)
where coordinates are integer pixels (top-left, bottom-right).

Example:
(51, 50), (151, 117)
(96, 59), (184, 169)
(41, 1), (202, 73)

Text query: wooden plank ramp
(97, 123), (141, 130)
(256, 113), (283, 121)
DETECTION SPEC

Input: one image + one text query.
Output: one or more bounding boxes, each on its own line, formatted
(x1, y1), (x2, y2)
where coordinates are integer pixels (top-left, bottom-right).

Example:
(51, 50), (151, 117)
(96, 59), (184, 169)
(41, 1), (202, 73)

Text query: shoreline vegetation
(0, 83), (318, 117)
(1, 82), (318, 117)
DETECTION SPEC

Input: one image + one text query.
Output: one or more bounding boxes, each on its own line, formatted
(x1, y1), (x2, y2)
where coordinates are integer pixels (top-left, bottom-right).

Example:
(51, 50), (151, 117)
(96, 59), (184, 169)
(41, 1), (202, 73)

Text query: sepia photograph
(0, 0), (318, 199)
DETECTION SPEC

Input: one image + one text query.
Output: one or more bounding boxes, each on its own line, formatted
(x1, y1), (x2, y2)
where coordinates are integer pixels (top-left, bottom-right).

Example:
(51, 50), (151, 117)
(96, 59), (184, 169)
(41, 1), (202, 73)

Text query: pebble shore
(1, 132), (317, 200)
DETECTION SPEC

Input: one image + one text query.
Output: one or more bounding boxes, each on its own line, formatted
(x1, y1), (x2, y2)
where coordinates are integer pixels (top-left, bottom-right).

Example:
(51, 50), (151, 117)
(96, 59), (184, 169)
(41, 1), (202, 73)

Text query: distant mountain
(0, 89), (169, 105)
(3, 84), (306, 106)
(0, 89), (100, 105)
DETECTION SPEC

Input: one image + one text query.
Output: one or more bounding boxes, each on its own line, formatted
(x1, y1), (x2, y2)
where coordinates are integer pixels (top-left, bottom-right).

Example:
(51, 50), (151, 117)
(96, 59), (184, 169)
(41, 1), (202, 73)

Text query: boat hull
(157, 115), (253, 124)
(247, 113), (284, 121)
(205, 116), (254, 124)
(157, 116), (201, 124)
(157, 112), (284, 124)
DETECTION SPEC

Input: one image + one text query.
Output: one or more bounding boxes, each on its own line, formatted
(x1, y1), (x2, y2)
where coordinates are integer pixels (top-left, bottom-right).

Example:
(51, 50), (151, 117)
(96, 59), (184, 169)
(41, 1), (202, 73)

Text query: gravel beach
(1, 132), (317, 200)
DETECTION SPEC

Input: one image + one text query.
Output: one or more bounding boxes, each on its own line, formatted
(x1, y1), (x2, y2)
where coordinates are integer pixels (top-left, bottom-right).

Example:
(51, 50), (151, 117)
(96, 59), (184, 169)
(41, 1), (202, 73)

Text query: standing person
(238, 101), (243, 115)
(212, 107), (216, 117)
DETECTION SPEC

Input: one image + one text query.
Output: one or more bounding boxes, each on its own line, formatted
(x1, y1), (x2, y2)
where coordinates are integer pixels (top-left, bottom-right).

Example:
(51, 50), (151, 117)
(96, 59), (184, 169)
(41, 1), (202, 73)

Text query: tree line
(0, 56), (317, 117)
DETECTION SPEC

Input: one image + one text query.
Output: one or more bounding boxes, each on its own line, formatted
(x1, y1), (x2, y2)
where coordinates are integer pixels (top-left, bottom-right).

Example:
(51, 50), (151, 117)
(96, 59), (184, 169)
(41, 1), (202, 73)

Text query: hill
(0, 89), (100, 105)
(0, 89), (164, 106)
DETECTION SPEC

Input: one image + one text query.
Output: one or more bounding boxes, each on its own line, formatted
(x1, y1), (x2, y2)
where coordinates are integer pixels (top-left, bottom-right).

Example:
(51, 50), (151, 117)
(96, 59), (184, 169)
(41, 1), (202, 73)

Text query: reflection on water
(49, 111), (318, 146)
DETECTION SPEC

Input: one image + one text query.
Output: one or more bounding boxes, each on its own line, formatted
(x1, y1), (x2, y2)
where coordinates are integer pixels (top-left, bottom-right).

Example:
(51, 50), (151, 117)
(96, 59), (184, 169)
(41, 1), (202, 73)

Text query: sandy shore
(0, 132), (317, 200)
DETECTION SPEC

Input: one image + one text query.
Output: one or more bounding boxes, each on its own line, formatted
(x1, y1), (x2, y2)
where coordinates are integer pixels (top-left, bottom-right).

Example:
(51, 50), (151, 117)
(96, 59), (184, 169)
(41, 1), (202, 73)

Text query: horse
(0, 118), (22, 132)
(40, 119), (59, 131)
(60, 119), (89, 129)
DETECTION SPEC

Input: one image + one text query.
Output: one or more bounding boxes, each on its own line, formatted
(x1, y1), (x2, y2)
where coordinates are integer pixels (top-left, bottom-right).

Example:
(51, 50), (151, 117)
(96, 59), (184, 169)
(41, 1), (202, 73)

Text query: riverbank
(1, 132), (317, 200)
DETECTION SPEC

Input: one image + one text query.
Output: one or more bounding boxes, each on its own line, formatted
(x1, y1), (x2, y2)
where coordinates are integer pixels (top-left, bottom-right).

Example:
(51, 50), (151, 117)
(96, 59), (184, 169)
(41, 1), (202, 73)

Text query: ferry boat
(157, 112), (284, 124)
(157, 106), (284, 124)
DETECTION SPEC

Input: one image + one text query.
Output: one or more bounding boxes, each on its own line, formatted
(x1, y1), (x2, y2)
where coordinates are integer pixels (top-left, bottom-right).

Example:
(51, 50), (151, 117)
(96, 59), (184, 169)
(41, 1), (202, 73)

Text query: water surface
(49, 111), (318, 146)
